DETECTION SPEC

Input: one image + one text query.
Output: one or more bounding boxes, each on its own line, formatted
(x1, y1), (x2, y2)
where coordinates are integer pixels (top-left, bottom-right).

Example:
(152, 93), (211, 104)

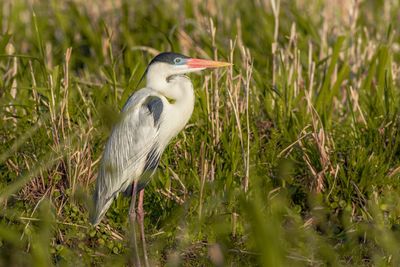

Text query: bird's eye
(174, 58), (182, 64)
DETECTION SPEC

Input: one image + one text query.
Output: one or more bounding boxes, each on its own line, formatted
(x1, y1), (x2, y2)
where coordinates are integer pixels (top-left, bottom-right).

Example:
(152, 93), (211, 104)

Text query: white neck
(146, 63), (194, 107)
(147, 73), (195, 145)
(146, 62), (196, 145)
(163, 75), (195, 137)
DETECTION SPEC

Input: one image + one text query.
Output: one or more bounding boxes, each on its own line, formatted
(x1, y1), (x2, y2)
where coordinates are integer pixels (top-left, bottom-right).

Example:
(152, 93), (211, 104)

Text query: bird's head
(145, 52), (231, 99)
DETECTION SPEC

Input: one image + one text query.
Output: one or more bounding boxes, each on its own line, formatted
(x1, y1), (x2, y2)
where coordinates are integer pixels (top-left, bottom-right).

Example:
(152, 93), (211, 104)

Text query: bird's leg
(129, 180), (141, 267)
(137, 188), (149, 267)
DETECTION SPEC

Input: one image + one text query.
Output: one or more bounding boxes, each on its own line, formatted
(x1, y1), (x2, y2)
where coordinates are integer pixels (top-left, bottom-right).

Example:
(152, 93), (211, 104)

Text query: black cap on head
(149, 52), (190, 65)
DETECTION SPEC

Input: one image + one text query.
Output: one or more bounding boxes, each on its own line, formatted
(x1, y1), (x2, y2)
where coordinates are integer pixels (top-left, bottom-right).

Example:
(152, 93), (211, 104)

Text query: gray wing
(91, 89), (164, 225)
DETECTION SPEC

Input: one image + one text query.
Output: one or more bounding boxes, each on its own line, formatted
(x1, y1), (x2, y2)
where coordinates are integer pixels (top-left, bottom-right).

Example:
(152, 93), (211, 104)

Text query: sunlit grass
(1, 0), (400, 266)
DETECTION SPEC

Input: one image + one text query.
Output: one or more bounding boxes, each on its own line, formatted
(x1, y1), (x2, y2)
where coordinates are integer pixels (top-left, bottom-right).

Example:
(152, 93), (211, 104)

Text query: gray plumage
(91, 90), (164, 225)
(145, 96), (163, 125)
(90, 52), (230, 226)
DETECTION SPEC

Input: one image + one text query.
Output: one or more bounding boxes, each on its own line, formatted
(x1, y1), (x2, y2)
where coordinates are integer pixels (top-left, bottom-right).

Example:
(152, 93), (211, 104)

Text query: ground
(1, 0), (400, 266)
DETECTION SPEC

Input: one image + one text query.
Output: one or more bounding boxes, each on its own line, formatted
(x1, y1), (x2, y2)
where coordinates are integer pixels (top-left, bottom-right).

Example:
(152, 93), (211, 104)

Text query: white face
(168, 56), (206, 75)
(145, 56), (231, 99)
(170, 64), (206, 75)
(147, 61), (206, 85)
(146, 62), (196, 100)
(147, 56), (231, 83)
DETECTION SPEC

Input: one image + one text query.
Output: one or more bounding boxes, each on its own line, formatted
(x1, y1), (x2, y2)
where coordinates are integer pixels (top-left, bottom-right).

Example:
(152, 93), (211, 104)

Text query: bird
(90, 52), (231, 266)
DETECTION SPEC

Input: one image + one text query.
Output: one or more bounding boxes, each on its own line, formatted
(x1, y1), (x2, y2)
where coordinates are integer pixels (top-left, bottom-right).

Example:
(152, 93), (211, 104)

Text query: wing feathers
(91, 89), (164, 225)
(145, 96), (164, 125)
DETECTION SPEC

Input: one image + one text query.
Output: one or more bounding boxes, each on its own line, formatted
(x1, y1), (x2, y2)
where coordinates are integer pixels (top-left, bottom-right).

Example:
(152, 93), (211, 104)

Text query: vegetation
(1, 0), (400, 265)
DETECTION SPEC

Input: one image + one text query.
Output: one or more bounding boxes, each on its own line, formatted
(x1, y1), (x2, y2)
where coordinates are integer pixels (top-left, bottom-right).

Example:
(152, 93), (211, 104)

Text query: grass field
(1, 0), (400, 266)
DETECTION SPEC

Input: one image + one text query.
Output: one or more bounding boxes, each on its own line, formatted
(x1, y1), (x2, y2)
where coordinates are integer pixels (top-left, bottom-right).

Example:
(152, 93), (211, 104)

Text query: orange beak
(187, 58), (232, 69)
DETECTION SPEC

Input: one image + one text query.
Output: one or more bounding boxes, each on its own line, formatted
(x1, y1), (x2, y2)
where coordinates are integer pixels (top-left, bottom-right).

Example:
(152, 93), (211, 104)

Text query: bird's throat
(164, 96), (176, 104)
(166, 74), (188, 83)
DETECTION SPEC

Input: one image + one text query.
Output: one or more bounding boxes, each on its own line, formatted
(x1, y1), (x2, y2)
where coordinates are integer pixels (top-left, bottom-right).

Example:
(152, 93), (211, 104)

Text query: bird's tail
(90, 189), (114, 226)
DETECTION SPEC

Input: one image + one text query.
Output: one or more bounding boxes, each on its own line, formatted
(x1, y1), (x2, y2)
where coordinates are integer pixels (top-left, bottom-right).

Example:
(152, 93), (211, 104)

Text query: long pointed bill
(187, 58), (232, 69)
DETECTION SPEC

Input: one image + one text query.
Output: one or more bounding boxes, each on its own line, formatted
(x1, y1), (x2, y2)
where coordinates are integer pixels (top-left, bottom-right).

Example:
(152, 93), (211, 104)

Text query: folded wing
(91, 89), (164, 225)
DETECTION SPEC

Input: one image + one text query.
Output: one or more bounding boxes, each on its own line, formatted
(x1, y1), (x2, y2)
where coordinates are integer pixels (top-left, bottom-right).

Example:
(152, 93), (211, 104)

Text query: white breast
(158, 76), (195, 147)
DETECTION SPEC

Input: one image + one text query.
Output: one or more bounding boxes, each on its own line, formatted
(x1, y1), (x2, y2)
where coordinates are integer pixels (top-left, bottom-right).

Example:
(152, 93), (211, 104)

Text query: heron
(90, 52), (231, 266)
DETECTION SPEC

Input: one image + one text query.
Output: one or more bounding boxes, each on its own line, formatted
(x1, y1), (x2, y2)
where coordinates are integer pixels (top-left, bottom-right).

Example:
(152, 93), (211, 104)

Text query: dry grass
(0, 0), (400, 265)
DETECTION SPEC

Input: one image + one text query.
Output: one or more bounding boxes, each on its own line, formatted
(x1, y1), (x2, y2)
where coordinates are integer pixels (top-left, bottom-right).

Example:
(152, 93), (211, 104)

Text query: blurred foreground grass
(1, 0), (400, 266)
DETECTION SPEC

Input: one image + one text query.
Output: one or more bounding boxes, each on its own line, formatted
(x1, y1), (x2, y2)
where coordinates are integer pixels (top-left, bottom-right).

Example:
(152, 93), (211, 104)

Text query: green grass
(1, 0), (400, 266)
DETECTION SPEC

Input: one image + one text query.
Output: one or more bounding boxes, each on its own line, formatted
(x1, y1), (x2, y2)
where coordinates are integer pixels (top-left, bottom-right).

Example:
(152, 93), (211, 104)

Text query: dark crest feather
(149, 52), (189, 65)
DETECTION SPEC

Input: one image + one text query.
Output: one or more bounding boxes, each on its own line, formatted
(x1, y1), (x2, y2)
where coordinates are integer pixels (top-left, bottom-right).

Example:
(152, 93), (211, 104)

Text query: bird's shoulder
(120, 87), (165, 126)
(122, 88), (161, 111)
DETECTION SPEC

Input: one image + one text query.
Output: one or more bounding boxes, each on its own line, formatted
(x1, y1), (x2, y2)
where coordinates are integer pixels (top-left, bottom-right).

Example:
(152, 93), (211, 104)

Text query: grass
(1, 0), (400, 265)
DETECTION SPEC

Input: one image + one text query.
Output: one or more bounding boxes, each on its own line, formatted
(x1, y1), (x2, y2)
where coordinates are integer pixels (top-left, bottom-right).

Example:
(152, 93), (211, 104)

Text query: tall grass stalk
(0, 0), (400, 265)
